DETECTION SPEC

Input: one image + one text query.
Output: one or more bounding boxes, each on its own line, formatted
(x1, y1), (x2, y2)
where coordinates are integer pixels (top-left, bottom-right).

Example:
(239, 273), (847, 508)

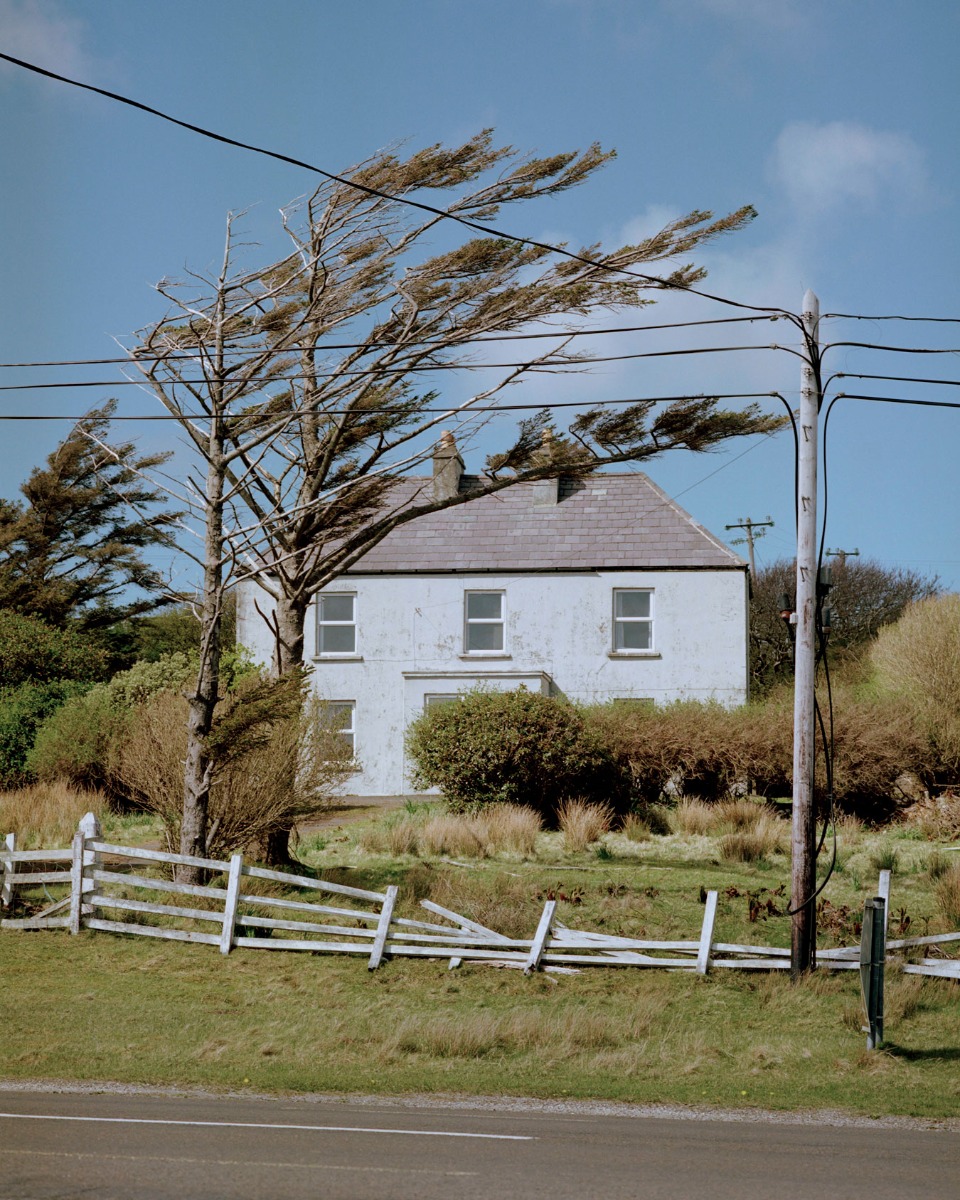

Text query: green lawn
(2, 806), (959, 1118)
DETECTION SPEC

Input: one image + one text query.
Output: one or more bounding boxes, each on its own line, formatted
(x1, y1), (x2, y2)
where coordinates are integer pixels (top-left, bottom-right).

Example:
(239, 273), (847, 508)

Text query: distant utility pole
(725, 516), (774, 575)
(792, 290), (821, 978)
(826, 547), (860, 568)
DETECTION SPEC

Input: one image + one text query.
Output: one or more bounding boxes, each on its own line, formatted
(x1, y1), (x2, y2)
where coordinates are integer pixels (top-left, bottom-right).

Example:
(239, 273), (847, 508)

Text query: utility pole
(791, 290), (821, 977)
(725, 516), (774, 575)
(826, 547), (859, 568)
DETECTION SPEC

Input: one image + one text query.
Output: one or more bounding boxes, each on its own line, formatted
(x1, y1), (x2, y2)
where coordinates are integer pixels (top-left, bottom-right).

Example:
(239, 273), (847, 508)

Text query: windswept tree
(750, 556), (941, 693)
(128, 132), (784, 867)
(0, 402), (179, 635)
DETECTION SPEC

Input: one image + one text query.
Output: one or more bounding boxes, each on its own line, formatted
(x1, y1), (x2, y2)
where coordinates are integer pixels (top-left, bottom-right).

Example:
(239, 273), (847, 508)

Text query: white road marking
(1, 1149), (479, 1175)
(0, 1112), (533, 1140)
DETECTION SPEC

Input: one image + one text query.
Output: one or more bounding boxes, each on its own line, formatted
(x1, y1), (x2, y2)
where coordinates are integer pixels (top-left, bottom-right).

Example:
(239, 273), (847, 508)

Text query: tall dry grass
(0, 780), (107, 848)
(669, 798), (715, 836)
(935, 863), (960, 927)
(358, 804), (543, 860)
(557, 799), (613, 852)
(718, 812), (784, 863)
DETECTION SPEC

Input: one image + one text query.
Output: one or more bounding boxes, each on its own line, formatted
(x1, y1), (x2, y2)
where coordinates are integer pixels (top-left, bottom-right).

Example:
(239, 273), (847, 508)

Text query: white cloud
(0, 0), (92, 81)
(770, 120), (930, 217)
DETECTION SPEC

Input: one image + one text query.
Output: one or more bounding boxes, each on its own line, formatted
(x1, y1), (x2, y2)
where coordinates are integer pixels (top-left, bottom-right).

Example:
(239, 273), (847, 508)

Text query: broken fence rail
(2, 816), (959, 978)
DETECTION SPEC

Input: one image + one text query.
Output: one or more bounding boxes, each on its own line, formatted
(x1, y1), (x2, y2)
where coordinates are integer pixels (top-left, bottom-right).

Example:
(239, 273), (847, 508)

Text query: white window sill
(607, 651), (661, 660)
(312, 655), (364, 662)
(459, 653), (512, 660)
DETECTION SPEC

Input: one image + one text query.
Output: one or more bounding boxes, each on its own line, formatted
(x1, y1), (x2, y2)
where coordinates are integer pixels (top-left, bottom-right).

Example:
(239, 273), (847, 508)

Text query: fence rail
(2, 815), (959, 980)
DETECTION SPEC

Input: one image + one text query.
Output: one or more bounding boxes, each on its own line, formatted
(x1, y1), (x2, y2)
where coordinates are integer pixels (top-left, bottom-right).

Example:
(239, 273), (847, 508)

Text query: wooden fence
(2, 816), (959, 978)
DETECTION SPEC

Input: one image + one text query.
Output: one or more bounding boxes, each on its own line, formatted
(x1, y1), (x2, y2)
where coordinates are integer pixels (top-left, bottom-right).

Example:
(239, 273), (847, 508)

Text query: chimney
(433, 430), (464, 501)
(532, 428), (560, 506)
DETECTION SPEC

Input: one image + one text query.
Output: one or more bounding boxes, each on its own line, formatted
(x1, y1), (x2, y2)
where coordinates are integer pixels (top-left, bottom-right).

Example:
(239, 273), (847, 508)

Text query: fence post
(69, 812), (102, 933)
(1, 832), (16, 909)
(524, 900), (557, 975)
(877, 869), (891, 935)
(860, 897), (886, 1050)
(220, 853), (244, 955)
(368, 885), (399, 970)
(69, 827), (85, 934)
(697, 890), (719, 975)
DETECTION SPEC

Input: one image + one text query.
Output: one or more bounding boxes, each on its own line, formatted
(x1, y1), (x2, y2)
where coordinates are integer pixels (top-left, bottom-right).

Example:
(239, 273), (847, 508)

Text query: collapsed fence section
(1, 815), (959, 979)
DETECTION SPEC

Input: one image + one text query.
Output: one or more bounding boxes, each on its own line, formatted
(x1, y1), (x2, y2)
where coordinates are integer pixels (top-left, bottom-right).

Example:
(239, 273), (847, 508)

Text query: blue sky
(1, 0), (957, 588)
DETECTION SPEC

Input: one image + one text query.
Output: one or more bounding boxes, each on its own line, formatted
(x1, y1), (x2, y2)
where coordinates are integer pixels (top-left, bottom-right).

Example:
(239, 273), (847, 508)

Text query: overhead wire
(0, 315), (784, 370)
(0, 50), (796, 322)
(0, 390), (786, 421)
(0, 342), (796, 394)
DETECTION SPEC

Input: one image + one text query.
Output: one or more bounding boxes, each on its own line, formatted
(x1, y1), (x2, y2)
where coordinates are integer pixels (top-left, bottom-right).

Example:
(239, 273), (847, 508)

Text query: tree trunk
(260, 591), (309, 866)
(179, 458), (224, 884)
(272, 591), (308, 678)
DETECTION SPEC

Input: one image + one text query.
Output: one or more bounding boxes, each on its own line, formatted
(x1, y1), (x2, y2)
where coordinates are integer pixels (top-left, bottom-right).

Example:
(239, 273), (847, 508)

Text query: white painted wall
(238, 568), (748, 797)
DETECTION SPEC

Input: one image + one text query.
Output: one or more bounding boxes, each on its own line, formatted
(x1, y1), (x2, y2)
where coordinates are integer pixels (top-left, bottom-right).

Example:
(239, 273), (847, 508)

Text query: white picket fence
(2, 816), (959, 978)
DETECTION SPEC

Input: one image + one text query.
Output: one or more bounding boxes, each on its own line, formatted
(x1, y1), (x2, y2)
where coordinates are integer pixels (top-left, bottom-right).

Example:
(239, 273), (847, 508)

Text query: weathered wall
(238, 568), (748, 796)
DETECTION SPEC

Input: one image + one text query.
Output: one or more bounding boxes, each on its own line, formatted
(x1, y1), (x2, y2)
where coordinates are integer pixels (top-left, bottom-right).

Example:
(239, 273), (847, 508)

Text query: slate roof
(345, 473), (745, 574)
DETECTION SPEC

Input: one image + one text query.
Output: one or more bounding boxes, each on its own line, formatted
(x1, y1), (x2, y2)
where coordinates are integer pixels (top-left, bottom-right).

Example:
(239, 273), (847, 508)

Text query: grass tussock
(934, 863), (960, 927)
(0, 780), (107, 848)
(670, 798), (715, 836)
(557, 799), (613, 852)
(358, 805), (543, 859)
(718, 813), (784, 863)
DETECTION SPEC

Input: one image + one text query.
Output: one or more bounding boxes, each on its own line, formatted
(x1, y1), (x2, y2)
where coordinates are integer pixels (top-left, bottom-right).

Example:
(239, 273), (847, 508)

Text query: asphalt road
(1, 1089), (958, 1200)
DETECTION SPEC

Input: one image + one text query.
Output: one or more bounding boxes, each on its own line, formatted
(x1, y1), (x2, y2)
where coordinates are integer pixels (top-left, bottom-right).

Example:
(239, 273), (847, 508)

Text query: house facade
(237, 453), (749, 796)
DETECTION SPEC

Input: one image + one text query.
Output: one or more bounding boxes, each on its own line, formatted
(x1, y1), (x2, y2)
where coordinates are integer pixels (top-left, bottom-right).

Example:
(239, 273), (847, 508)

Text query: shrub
(588, 689), (925, 822)
(405, 687), (629, 821)
(0, 609), (106, 687)
(558, 799), (613, 852)
(904, 792), (960, 842)
(870, 594), (960, 788)
(0, 680), (91, 787)
(111, 686), (353, 858)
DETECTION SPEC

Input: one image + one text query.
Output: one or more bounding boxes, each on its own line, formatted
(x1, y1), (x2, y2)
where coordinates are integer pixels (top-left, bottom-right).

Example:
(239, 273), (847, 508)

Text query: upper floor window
(613, 589), (654, 652)
(464, 590), (505, 652)
(317, 592), (356, 655)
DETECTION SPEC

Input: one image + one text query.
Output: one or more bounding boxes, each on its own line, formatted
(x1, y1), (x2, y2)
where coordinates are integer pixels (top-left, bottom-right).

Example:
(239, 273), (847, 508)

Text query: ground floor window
(322, 700), (356, 756)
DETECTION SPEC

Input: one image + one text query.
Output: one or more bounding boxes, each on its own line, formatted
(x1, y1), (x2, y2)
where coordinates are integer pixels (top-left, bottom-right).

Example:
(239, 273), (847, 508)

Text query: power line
(0, 343), (795, 393)
(0, 391), (784, 421)
(0, 316), (782, 370)
(824, 341), (960, 355)
(0, 50), (793, 321)
(830, 372), (960, 388)
(824, 312), (960, 324)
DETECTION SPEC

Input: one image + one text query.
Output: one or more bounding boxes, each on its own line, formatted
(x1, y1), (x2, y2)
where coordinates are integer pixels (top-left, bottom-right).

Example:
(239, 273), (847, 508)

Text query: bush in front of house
(405, 687), (630, 822)
(584, 691), (923, 822)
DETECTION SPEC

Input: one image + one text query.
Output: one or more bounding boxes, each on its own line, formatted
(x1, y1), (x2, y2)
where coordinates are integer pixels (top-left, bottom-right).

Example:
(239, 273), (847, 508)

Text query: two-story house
(237, 441), (749, 796)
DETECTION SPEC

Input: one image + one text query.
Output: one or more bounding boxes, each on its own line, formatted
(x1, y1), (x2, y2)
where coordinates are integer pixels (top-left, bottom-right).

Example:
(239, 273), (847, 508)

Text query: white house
(237, 445), (749, 796)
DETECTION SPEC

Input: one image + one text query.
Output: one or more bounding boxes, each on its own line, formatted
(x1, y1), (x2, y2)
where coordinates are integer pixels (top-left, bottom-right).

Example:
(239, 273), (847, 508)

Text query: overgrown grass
(3, 793), (960, 1118)
(0, 780), (108, 848)
(2, 930), (960, 1118)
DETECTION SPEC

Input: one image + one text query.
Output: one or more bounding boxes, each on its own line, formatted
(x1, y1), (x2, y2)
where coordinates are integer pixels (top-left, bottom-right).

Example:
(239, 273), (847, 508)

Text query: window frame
(316, 591), (357, 656)
(463, 589), (506, 654)
(322, 700), (356, 757)
(612, 588), (655, 654)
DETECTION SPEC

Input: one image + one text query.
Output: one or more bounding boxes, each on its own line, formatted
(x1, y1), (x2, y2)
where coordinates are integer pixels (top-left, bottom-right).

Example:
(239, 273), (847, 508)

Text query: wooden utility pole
(791, 290), (821, 977)
(725, 516), (774, 575)
(826, 547), (859, 568)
